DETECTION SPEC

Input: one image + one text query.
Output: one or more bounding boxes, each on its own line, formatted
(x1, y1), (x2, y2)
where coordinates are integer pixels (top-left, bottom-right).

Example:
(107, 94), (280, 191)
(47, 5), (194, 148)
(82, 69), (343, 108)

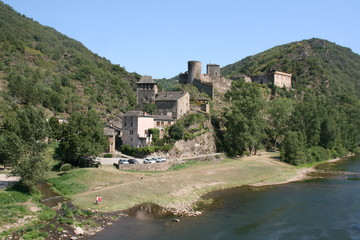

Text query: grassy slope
(52, 152), (306, 212)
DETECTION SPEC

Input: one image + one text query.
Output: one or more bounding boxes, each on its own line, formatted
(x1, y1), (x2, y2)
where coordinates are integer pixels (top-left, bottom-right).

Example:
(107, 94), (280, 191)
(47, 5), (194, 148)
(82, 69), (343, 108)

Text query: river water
(88, 155), (360, 240)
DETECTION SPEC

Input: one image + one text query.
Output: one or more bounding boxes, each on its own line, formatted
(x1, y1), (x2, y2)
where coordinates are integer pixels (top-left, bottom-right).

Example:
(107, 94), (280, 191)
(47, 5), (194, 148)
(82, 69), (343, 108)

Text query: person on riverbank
(94, 195), (100, 204)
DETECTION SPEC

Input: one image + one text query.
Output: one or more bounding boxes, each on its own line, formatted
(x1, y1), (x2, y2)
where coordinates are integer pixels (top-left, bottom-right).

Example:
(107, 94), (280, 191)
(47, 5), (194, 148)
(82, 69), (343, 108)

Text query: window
(131, 122), (133, 127)
(124, 122), (127, 126)
(157, 121), (160, 126)
(130, 130), (134, 135)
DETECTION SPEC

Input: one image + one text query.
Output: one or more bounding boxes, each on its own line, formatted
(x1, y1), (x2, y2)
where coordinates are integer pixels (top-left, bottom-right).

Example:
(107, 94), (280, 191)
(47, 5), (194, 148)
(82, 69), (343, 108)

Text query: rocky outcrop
(167, 130), (217, 160)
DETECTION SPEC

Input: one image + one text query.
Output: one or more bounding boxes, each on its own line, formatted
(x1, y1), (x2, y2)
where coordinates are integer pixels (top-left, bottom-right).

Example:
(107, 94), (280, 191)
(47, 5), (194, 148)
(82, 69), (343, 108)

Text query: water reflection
(37, 182), (64, 207)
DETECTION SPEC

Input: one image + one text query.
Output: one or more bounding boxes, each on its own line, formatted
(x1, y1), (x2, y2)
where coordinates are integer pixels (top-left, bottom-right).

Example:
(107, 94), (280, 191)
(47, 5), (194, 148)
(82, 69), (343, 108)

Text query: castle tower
(136, 76), (158, 108)
(188, 61), (202, 84)
(207, 64), (220, 82)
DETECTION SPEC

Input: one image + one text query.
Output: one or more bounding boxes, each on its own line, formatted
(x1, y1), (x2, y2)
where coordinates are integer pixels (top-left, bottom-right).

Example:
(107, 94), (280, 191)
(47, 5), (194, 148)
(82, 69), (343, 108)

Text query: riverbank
(0, 152), (352, 239)
(70, 151), (313, 215)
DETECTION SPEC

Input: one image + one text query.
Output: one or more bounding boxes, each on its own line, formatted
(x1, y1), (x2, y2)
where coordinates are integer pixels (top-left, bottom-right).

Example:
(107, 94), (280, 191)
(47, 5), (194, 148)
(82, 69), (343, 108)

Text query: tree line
(218, 79), (360, 165)
(0, 106), (107, 189)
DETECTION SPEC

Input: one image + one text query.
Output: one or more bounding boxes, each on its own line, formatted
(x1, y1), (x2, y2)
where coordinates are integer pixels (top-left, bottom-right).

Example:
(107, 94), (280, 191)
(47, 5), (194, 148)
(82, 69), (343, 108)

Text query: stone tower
(207, 64), (220, 82)
(188, 61), (202, 84)
(136, 76), (158, 108)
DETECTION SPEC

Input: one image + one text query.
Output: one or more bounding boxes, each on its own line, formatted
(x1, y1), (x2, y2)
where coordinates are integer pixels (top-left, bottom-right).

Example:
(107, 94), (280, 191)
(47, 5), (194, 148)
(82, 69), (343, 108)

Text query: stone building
(136, 75), (158, 109)
(179, 61), (232, 99)
(103, 115), (123, 153)
(153, 114), (174, 137)
(135, 76), (190, 120)
(155, 91), (190, 119)
(122, 111), (153, 147)
(251, 71), (292, 89)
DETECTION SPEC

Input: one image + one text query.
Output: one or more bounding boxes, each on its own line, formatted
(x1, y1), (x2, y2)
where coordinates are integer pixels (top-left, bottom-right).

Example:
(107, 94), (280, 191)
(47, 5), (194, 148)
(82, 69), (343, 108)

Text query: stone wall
(117, 162), (172, 171)
(193, 79), (214, 99)
(167, 130), (217, 160)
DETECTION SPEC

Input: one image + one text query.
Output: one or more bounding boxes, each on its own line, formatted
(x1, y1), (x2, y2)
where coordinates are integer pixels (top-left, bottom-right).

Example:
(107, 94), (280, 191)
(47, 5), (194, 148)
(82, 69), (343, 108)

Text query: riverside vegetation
(1, 1), (360, 239)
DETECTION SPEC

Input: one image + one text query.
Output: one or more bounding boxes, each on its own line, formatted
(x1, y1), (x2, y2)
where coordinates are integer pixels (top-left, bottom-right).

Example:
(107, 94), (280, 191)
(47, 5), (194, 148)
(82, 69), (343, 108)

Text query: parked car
(128, 159), (139, 164)
(143, 158), (156, 164)
(155, 157), (167, 163)
(118, 159), (129, 164)
(81, 156), (101, 168)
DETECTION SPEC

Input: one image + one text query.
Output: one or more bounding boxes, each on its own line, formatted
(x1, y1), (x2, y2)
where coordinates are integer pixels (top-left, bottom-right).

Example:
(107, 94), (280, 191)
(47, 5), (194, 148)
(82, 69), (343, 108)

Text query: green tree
(223, 80), (266, 156)
(281, 131), (307, 165)
(149, 128), (160, 142)
(48, 116), (63, 140)
(56, 110), (108, 166)
(142, 103), (157, 115)
(265, 97), (295, 150)
(0, 106), (50, 188)
(168, 124), (185, 140)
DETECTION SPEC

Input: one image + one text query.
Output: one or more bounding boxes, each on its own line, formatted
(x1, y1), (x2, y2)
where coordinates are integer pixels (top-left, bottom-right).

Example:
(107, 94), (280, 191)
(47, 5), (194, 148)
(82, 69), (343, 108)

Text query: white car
(118, 159), (129, 164)
(155, 157), (167, 163)
(143, 158), (156, 164)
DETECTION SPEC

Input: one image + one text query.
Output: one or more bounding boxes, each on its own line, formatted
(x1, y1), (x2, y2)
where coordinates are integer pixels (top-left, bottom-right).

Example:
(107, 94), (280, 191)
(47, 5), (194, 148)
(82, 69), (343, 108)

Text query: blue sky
(2, 0), (360, 78)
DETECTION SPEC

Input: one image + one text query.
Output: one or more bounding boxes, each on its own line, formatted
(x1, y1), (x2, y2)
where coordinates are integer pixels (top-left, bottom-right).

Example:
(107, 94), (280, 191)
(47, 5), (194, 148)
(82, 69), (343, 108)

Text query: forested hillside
(217, 39), (360, 165)
(0, 2), (139, 118)
(222, 38), (360, 102)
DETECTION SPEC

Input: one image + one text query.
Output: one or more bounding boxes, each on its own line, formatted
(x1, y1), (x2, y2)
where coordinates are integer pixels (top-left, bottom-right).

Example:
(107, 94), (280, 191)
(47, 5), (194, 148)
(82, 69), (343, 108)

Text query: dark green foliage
(0, 106), (51, 187)
(149, 128), (160, 142)
(265, 97), (295, 149)
(142, 103), (157, 115)
(305, 146), (332, 163)
(167, 113), (209, 141)
(0, 2), (138, 116)
(168, 124), (185, 140)
(103, 153), (113, 158)
(48, 116), (62, 140)
(56, 110), (108, 166)
(281, 131), (307, 165)
(223, 79), (266, 157)
(155, 77), (180, 91)
(120, 144), (173, 158)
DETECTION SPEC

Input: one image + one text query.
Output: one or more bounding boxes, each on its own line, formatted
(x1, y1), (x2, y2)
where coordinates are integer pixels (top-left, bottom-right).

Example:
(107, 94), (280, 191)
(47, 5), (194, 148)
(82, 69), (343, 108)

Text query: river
(87, 155), (360, 240)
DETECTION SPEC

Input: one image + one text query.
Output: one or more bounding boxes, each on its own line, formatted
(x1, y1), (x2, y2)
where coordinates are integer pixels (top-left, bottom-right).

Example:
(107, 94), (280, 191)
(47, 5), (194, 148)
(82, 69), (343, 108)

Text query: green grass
(48, 169), (89, 195)
(0, 205), (32, 225)
(57, 152), (305, 212)
(168, 160), (204, 171)
(0, 190), (31, 205)
(0, 183), (33, 230)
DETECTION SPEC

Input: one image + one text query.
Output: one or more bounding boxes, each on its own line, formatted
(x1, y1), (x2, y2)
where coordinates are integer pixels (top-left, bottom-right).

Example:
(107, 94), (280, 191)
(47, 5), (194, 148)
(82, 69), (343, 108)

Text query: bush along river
(87, 155), (360, 240)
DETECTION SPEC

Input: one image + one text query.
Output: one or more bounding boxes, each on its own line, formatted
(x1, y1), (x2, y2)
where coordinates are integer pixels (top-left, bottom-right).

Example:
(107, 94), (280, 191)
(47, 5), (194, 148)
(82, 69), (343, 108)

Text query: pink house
(122, 111), (154, 147)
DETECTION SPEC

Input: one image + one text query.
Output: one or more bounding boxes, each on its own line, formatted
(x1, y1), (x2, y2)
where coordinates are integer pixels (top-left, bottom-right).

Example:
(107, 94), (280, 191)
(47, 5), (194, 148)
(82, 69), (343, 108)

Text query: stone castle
(178, 60), (292, 99)
(179, 61), (232, 99)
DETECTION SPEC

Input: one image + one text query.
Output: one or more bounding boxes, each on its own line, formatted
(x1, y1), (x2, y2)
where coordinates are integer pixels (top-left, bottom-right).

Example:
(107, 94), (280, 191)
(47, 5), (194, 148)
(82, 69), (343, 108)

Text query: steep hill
(222, 38), (360, 102)
(0, 2), (139, 118)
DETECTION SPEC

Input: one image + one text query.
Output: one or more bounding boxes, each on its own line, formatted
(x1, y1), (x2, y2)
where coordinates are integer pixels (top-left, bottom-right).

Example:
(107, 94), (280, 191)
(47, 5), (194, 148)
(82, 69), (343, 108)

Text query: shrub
(149, 128), (160, 142)
(60, 163), (72, 172)
(305, 146), (331, 163)
(103, 153), (113, 158)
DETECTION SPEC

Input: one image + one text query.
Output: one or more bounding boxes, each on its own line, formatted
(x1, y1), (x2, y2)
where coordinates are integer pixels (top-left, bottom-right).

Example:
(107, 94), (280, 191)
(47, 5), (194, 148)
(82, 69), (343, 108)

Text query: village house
(155, 91), (190, 119)
(119, 75), (190, 148)
(121, 111), (154, 148)
(153, 114), (174, 137)
(251, 70), (292, 89)
(103, 115), (123, 154)
(136, 75), (190, 119)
